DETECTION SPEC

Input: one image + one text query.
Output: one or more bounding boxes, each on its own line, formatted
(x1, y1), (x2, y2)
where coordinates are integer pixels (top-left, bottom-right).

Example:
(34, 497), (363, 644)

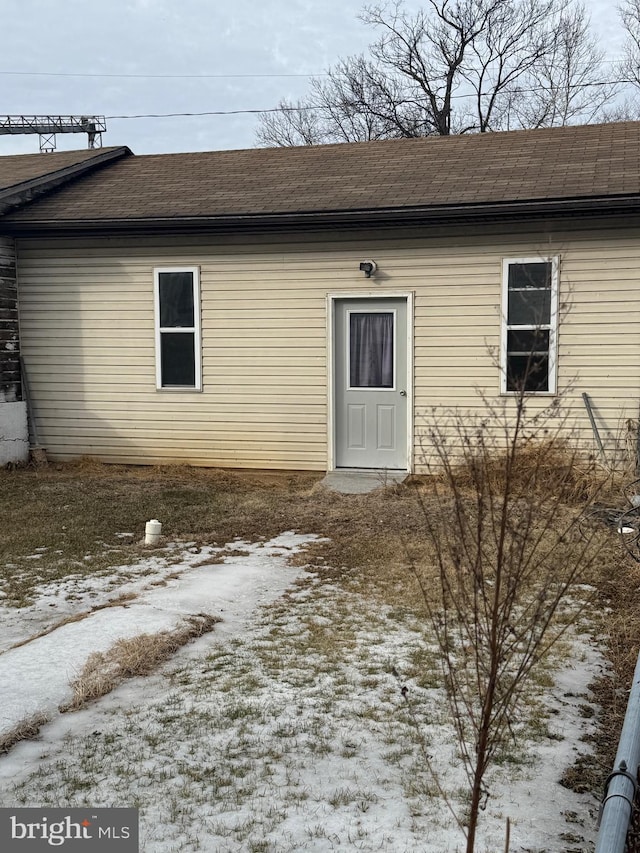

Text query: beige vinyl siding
(15, 224), (640, 470)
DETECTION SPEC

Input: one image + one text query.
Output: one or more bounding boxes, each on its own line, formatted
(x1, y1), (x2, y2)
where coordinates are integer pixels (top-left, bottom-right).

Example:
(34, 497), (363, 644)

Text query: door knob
(399, 390), (407, 396)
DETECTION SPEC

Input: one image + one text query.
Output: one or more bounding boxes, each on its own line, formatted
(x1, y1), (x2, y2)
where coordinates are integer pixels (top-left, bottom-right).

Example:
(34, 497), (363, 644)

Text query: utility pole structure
(0, 115), (107, 153)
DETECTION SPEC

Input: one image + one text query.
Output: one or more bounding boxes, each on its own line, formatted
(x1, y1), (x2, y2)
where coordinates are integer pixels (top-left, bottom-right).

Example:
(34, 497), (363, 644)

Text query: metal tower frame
(0, 115), (107, 152)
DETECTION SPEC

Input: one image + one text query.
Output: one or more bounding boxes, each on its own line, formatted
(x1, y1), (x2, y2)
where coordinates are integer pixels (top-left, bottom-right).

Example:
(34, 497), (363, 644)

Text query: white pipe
(145, 519), (162, 546)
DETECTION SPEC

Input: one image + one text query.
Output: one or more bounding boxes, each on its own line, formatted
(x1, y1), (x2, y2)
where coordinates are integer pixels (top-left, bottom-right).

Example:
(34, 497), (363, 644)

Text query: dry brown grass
(579, 549), (640, 781)
(0, 712), (49, 754)
(59, 614), (220, 713)
(431, 438), (611, 506)
(1, 453), (605, 610)
(0, 457), (632, 801)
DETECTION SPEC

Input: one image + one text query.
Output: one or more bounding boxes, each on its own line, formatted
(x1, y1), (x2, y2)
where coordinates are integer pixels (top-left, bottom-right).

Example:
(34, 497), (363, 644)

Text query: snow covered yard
(0, 528), (603, 851)
(0, 462), (614, 852)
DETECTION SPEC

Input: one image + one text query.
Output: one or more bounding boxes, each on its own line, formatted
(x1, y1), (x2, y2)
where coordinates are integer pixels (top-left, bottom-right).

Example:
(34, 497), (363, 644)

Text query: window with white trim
(154, 267), (201, 390)
(501, 257), (558, 394)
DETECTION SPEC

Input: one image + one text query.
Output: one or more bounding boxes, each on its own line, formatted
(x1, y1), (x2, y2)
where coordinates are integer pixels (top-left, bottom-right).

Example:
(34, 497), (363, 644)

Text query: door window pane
(349, 312), (394, 388)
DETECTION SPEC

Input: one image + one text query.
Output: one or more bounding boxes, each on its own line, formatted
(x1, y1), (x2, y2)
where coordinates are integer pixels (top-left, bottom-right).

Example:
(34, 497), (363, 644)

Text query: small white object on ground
(145, 519), (162, 545)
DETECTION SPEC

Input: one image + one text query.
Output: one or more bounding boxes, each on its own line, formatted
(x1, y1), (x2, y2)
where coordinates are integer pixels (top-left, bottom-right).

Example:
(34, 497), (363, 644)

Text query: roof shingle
(4, 122), (640, 225)
(0, 147), (126, 194)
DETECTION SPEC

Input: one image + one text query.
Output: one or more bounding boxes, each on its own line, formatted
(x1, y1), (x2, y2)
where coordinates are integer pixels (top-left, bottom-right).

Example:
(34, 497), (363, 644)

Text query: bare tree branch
(620, 0), (640, 87)
(509, 3), (619, 128)
(256, 0), (614, 146)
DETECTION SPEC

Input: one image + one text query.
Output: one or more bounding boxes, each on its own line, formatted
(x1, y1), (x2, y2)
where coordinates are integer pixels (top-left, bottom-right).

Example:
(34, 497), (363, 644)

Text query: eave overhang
(3, 192), (640, 237)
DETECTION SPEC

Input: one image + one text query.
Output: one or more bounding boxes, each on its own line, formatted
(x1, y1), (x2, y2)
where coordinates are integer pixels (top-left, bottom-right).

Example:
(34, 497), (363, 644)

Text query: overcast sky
(0, 0), (630, 156)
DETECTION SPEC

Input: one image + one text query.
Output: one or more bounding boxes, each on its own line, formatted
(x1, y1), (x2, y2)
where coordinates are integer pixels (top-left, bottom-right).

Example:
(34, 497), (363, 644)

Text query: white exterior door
(334, 297), (408, 469)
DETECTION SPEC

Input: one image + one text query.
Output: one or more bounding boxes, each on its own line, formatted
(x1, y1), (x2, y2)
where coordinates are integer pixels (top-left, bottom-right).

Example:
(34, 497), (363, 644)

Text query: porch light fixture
(359, 260), (377, 278)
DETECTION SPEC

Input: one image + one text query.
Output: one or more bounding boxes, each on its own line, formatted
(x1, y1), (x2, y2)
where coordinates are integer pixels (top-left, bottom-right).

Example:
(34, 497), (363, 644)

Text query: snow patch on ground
(0, 539), (604, 852)
(0, 533), (316, 735)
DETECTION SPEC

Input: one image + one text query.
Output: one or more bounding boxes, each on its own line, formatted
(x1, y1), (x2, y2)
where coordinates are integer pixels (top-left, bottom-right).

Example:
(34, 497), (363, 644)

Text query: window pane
(506, 354), (549, 392)
(507, 329), (550, 353)
(508, 262), (551, 290)
(350, 312), (394, 388)
(161, 333), (195, 386)
(507, 290), (551, 325)
(159, 272), (194, 327)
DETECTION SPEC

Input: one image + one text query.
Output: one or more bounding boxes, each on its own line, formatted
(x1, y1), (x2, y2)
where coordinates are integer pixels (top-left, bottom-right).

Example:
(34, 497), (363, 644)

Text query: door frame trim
(327, 291), (414, 472)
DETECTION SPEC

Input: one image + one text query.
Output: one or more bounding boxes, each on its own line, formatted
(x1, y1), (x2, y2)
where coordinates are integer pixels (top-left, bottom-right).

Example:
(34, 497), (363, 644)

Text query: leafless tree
(257, 0), (614, 147)
(506, 3), (617, 128)
(620, 0), (640, 105)
(260, 57), (427, 145)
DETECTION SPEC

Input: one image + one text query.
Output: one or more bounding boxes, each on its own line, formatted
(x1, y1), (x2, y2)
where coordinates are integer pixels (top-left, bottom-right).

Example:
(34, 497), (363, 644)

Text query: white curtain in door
(349, 312), (394, 388)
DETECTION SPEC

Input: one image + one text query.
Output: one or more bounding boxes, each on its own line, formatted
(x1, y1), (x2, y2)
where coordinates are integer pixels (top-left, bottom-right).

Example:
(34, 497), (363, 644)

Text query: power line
(0, 69), (323, 80)
(106, 107), (308, 119)
(103, 77), (640, 121)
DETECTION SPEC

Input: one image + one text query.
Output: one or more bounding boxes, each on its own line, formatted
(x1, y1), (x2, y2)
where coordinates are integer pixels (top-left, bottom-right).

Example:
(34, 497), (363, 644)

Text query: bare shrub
(60, 614), (220, 712)
(406, 393), (607, 852)
(439, 434), (602, 505)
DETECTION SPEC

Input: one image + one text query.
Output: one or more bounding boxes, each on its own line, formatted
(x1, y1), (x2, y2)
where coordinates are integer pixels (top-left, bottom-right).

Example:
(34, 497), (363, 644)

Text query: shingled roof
(3, 123), (640, 232)
(0, 146), (131, 216)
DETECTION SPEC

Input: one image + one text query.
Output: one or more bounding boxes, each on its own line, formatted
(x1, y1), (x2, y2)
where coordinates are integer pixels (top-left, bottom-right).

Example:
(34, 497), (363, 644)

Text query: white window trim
(500, 256), (559, 396)
(154, 266), (202, 391)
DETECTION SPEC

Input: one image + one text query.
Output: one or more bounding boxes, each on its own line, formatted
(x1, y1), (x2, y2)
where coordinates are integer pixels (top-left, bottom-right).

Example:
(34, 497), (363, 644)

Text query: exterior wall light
(359, 260), (377, 278)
